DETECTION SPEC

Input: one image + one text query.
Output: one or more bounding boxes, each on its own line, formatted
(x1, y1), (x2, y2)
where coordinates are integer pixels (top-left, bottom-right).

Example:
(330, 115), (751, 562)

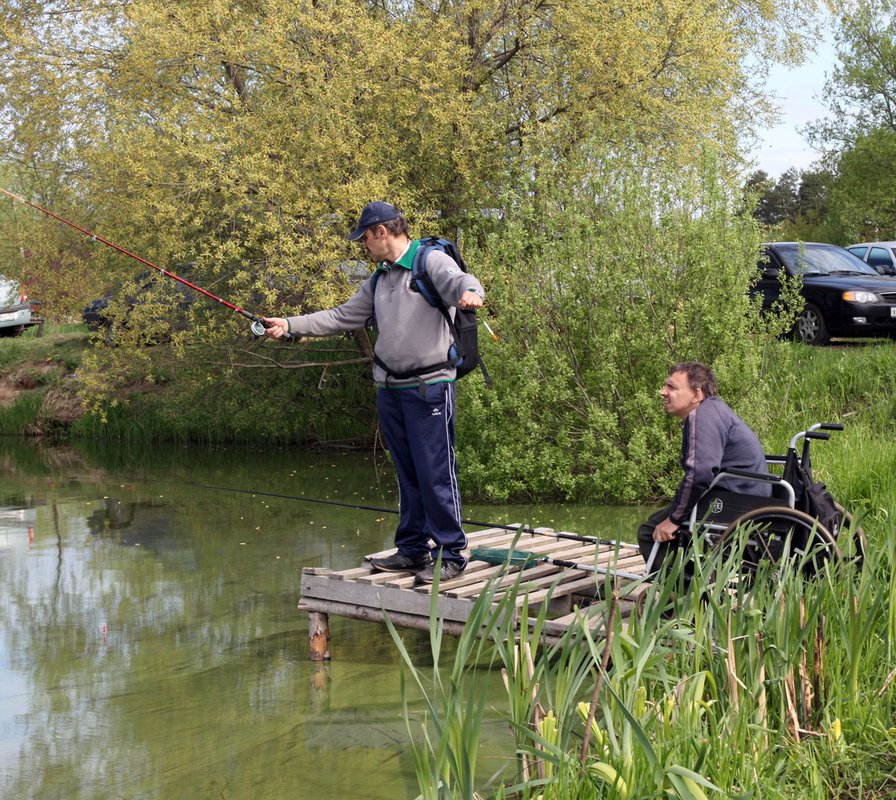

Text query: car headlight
(843, 290), (880, 303)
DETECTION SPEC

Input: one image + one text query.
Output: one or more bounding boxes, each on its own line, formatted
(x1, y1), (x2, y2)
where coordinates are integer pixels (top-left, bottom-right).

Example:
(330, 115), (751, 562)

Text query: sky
(750, 28), (839, 179)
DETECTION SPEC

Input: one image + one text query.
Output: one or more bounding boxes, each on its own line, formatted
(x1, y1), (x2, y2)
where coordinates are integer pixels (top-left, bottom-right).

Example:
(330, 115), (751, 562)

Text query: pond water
(0, 438), (650, 800)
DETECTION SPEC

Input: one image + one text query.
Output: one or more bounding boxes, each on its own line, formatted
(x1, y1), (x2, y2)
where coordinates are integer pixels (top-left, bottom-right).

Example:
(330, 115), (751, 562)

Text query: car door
(867, 246), (896, 275)
(753, 247), (785, 310)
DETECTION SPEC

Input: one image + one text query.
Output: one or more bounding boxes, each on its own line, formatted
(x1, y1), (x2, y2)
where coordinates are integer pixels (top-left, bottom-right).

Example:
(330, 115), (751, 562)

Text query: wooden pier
(298, 525), (647, 659)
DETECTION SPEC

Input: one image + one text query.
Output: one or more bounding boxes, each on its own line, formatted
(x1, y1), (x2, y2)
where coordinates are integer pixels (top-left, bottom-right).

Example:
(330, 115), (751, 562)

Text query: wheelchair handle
(790, 422), (843, 450)
(810, 422), (844, 432)
(789, 429), (831, 449)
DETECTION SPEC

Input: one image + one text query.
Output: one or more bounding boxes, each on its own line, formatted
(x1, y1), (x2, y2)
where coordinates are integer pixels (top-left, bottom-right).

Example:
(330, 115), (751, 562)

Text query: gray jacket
(286, 244), (484, 388)
(668, 396), (771, 524)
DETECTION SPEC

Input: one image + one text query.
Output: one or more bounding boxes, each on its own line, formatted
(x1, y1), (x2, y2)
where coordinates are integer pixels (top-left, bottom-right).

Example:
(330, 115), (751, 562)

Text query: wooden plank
(301, 569), (485, 623)
(298, 597), (572, 646)
(524, 573), (602, 606)
(444, 560), (575, 599)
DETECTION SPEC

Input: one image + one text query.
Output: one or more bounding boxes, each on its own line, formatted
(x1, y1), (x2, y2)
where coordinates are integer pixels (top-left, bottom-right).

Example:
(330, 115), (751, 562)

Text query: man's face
(358, 225), (390, 262)
(660, 371), (704, 419)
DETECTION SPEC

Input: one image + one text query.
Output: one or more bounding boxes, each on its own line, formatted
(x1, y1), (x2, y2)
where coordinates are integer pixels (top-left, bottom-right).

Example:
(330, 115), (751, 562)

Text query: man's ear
(693, 387), (705, 404)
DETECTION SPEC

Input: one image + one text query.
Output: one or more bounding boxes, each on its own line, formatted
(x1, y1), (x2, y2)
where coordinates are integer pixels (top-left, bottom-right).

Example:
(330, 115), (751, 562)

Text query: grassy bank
(0, 323), (378, 446)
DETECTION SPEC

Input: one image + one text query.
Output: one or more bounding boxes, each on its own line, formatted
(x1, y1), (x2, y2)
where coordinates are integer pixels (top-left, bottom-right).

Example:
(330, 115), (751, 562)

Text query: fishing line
(0, 186), (290, 339)
(169, 478), (637, 550)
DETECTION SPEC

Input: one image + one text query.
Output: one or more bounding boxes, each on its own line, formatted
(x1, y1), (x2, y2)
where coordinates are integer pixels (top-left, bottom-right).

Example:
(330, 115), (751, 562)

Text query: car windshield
(0, 277), (20, 306)
(775, 244), (879, 276)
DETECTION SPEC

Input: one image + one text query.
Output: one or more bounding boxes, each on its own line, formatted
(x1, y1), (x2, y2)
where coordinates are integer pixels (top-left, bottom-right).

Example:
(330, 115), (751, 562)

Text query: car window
(0, 277), (20, 306)
(847, 246), (868, 259)
(774, 244), (879, 276)
(758, 249), (779, 276)
(868, 247), (893, 268)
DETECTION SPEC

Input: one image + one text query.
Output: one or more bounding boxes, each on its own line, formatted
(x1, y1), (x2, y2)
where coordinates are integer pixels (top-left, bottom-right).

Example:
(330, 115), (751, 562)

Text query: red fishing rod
(0, 186), (290, 339)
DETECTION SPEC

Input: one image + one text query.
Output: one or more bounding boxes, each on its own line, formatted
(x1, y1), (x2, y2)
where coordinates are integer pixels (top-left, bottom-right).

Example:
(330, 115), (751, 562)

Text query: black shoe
(415, 560), (464, 585)
(369, 552), (431, 573)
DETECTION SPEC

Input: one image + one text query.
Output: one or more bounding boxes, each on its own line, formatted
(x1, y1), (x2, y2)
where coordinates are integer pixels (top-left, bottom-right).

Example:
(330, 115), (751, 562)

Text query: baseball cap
(346, 201), (401, 241)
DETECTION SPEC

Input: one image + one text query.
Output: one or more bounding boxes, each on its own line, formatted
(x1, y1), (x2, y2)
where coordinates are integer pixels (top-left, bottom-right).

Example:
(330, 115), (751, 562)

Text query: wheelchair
(684, 423), (864, 579)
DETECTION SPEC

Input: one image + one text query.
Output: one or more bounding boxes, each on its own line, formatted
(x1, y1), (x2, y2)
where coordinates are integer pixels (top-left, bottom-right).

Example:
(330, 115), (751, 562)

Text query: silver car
(846, 242), (896, 276)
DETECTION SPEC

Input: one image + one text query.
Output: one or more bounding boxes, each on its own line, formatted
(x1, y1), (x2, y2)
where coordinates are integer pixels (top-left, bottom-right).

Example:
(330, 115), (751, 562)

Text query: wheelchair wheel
(715, 505), (841, 578)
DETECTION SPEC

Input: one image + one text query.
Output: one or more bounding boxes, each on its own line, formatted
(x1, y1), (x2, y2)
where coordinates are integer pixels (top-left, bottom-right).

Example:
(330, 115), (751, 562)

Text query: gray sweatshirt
(286, 242), (484, 388)
(668, 396), (771, 524)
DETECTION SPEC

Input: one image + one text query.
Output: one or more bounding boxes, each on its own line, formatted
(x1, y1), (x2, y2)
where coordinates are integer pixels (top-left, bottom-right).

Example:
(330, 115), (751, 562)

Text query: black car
(756, 242), (896, 345)
(83, 268), (196, 334)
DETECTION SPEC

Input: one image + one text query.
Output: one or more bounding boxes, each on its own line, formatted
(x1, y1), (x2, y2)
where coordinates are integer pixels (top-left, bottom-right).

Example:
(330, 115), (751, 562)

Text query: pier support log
(308, 611), (331, 661)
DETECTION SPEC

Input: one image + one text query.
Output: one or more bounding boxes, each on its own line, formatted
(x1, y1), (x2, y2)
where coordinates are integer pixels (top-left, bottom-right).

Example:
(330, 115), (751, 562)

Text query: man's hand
(260, 316), (289, 339)
(653, 516), (681, 543)
(458, 290), (483, 310)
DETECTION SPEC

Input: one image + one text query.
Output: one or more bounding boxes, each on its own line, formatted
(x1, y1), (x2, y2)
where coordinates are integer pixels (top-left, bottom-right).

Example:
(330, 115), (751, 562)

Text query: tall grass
(0, 389), (43, 434)
(394, 529), (895, 799)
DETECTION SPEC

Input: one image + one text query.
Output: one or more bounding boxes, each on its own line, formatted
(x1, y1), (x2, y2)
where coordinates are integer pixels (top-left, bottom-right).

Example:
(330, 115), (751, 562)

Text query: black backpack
(370, 237), (491, 385)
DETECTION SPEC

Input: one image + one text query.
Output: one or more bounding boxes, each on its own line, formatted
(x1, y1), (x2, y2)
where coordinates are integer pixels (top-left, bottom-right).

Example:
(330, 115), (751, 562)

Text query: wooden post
(308, 611), (331, 661)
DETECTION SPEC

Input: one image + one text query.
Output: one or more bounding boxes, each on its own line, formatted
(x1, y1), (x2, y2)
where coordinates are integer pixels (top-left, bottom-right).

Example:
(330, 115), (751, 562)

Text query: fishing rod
(184, 479), (638, 551)
(0, 186), (290, 339)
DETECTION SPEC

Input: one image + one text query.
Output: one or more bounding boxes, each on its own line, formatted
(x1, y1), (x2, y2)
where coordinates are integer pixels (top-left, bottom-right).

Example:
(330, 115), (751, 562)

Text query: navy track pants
(376, 382), (467, 566)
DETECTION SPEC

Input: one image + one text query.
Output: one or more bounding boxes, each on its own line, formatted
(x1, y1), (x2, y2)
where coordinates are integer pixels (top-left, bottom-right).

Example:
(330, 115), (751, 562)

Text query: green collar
(375, 239), (421, 272)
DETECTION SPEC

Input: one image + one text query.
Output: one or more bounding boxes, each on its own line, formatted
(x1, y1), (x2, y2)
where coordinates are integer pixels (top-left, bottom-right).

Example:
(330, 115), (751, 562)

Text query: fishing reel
(250, 319), (293, 341)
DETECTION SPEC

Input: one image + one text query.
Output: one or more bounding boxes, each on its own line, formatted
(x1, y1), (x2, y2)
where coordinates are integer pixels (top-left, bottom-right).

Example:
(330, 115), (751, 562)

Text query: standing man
(638, 361), (771, 572)
(261, 201), (484, 584)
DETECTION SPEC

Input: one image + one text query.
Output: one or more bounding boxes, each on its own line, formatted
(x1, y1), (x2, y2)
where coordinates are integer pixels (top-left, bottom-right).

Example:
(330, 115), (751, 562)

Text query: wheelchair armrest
(707, 468), (782, 488)
(706, 469), (795, 508)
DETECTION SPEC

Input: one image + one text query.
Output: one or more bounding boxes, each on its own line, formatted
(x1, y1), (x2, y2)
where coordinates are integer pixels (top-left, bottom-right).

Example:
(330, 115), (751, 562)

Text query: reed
(398, 525), (892, 799)
(0, 389), (43, 433)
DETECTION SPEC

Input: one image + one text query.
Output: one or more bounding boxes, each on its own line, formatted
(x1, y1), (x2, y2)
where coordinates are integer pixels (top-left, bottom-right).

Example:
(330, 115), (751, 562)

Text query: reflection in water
(0, 439), (648, 799)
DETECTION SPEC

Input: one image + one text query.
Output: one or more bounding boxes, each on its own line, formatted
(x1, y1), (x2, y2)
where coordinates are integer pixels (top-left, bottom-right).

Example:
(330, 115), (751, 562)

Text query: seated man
(638, 361), (771, 573)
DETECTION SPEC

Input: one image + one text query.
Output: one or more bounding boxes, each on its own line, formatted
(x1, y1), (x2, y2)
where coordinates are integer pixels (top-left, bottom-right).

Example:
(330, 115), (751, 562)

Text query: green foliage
(795, 0), (896, 242)
(72, 336), (376, 445)
(814, 0), (896, 148)
(458, 150), (785, 503)
(0, 389), (43, 434)
(742, 167), (838, 243)
(824, 129), (896, 241)
(383, 564), (521, 800)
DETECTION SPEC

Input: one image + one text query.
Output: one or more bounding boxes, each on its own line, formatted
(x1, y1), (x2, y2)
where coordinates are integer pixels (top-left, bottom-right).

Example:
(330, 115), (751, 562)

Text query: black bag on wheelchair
(785, 451), (842, 539)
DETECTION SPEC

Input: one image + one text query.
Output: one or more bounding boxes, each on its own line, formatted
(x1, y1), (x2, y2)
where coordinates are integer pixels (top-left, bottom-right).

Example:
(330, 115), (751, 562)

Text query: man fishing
(261, 201), (485, 585)
(638, 361), (771, 573)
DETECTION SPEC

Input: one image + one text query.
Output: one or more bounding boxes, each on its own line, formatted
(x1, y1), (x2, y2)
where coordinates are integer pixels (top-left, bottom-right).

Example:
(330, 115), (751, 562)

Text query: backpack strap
(368, 238), (490, 386)
(410, 240), (467, 361)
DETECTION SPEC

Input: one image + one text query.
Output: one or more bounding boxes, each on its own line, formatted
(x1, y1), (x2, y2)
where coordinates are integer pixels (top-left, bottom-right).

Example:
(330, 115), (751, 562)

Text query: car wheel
(794, 303), (830, 345)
